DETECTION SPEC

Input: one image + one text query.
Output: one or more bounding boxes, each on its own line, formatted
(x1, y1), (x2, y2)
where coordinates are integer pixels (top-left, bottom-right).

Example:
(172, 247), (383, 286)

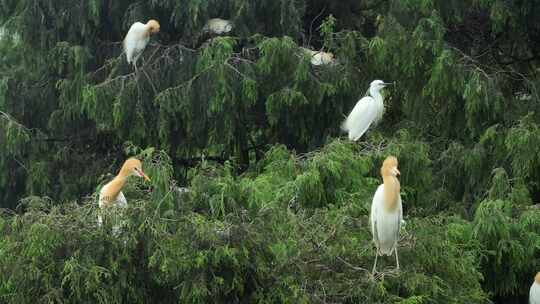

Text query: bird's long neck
(369, 88), (383, 102)
(101, 172), (128, 204)
(536, 272), (540, 284)
(382, 175), (400, 212)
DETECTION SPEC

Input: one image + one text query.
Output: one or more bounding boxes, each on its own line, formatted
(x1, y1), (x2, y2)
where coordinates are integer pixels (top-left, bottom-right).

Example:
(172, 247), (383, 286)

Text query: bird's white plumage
(370, 184), (402, 255)
(531, 281), (540, 304)
(124, 19), (160, 71)
(300, 47), (335, 66)
(342, 95), (383, 141)
(203, 18), (233, 35)
(342, 80), (389, 141)
(122, 19), (159, 74)
(123, 22), (150, 65)
(311, 52), (335, 66)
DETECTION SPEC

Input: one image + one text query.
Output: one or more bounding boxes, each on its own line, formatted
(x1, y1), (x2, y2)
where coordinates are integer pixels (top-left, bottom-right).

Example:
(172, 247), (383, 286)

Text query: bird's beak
(141, 171), (151, 182)
(135, 168), (151, 181)
(383, 82), (395, 86)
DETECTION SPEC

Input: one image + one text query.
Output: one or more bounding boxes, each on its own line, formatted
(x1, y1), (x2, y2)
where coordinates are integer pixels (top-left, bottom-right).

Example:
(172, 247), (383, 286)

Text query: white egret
(341, 80), (393, 141)
(203, 18), (233, 35)
(531, 272), (540, 304)
(300, 47), (336, 66)
(370, 156), (402, 274)
(98, 158), (150, 233)
(123, 19), (160, 72)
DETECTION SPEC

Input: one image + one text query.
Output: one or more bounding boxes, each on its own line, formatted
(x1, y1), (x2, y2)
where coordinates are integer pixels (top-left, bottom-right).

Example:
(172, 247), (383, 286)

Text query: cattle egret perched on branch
(531, 272), (540, 304)
(342, 80), (393, 141)
(123, 19), (160, 72)
(370, 156), (402, 274)
(203, 18), (233, 35)
(300, 47), (336, 66)
(98, 158), (150, 231)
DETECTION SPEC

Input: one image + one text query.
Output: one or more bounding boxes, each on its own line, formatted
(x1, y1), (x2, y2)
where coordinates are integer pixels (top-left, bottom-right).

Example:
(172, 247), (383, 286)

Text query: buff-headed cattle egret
(370, 156), (402, 274)
(300, 47), (336, 66)
(98, 158), (150, 232)
(123, 19), (160, 72)
(203, 18), (233, 35)
(342, 80), (393, 141)
(531, 272), (540, 304)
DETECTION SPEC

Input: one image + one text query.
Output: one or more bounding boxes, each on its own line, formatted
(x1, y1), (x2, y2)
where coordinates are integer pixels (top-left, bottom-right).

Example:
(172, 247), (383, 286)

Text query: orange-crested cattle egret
(531, 272), (540, 304)
(97, 158), (150, 230)
(370, 156), (402, 274)
(300, 47), (336, 66)
(123, 19), (160, 72)
(203, 18), (233, 35)
(341, 80), (393, 141)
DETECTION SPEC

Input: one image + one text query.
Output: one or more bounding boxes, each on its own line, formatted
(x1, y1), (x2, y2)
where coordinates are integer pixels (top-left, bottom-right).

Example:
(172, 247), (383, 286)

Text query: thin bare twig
(336, 256), (370, 273)
(308, 6), (326, 47)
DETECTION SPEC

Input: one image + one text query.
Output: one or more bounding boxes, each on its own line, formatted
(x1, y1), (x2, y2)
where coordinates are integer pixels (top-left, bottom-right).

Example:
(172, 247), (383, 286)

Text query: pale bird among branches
(300, 47), (336, 66)
(123, 19), (160, 72)
(342, 80), (393, 141)
(203, 18), (233, 35)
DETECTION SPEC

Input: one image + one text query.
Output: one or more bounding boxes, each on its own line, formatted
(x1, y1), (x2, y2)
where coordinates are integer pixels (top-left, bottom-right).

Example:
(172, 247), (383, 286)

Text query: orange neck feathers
(100, 158), (145, 206)
(382, 174), (400, 211)
(380, 156), (400, 212)
(101, 175), (127, 204)
(536, 272), (540, 284)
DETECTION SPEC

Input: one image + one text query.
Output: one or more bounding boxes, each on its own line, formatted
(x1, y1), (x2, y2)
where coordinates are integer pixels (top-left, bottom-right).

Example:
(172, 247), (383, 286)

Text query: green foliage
(0, 143), (498, 303)
(474, 199), (540, 296)
(506, 113), (540, 182)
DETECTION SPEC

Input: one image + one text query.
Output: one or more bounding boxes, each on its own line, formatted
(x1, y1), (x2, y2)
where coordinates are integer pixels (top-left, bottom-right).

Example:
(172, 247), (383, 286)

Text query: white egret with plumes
(341, 80), (393, 141)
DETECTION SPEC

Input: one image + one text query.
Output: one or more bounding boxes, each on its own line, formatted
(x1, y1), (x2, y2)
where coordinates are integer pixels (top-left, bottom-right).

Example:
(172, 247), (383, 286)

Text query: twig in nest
(336, 256), (370, 273)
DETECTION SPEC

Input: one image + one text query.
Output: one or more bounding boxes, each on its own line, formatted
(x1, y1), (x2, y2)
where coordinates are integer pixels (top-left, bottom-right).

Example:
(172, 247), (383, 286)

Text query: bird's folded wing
(531, 283), (540, 304)
(341, 97), (378, 140)
(370, 197), (380, 244)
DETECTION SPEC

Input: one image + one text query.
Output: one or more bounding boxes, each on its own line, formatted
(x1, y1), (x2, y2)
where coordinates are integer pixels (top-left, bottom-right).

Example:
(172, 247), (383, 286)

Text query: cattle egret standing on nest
(341, 80), (393, 141)
(300, 47), (336, 66)
(98, 158), (150, 233)
(203, 18), (233, 35)
(531, 272), (540, 304)
(370, 156), (402, 274)
(123, 19), (160, 72)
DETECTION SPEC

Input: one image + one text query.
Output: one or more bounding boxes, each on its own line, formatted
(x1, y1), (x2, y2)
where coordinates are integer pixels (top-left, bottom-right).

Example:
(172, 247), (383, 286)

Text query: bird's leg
(140, 54), (145, 68)
(372, 254), (379, 275)
(134, 60), (138, 74)
(112, 224), (120, 237)
(134, 51), (144, 72)
(394, 247), (400, 270)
